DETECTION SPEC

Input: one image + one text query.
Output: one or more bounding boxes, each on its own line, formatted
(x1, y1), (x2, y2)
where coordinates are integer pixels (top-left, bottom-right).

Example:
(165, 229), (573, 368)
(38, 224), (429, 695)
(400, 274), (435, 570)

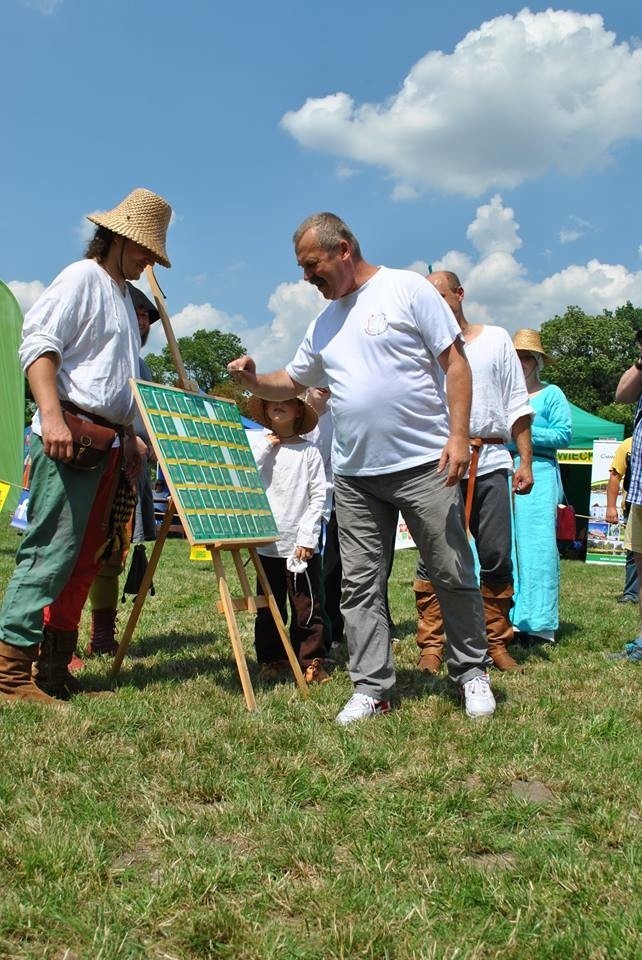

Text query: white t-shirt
(247, 430), (326, 558)
(20, 259), (141, 432)
(286, 267), (460, 477)
(465, 326), (534, 477)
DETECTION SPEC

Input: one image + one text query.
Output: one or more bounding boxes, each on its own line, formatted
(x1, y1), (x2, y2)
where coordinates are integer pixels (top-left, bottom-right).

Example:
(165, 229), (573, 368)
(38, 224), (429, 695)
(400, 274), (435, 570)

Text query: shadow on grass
(394, 666), (509, 707)
(115, 653), (254, 693)
(79, 630), (260, 695)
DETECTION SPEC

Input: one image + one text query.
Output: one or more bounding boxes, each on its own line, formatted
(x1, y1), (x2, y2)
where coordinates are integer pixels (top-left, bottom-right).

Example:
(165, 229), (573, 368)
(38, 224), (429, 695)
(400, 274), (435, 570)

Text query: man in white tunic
(229, 213), (497, 724)
(415, 272), (534, 675)
(0, 188), (172, 703)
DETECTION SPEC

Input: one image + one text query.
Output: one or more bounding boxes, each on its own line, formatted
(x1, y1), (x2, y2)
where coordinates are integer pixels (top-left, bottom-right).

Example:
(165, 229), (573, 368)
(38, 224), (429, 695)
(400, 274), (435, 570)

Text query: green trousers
(0, 435), (112, 648)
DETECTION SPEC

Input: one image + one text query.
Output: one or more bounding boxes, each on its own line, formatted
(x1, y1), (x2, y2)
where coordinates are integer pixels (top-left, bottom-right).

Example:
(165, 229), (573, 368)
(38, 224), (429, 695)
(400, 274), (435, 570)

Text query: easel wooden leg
(111, 501), (175, 677)
(211, 550), (258, 712)
(249, 548), (309, 697)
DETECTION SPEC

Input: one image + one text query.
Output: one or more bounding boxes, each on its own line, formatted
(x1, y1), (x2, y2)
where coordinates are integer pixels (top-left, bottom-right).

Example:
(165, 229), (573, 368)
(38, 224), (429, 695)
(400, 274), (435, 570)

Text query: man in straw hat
(413, 271), (534, 677)
(0, 188), (172, 703)
(229, 212), (497, 724)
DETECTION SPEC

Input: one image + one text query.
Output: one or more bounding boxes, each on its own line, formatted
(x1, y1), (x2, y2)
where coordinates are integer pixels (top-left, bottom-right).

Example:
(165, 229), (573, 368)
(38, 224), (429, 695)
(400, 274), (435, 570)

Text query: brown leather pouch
(62, 410), (117, 470)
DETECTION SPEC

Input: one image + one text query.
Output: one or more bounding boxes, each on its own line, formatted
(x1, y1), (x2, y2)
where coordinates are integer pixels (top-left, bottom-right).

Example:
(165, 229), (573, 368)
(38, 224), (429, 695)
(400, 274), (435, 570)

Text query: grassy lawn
(0, 522), (640, 960)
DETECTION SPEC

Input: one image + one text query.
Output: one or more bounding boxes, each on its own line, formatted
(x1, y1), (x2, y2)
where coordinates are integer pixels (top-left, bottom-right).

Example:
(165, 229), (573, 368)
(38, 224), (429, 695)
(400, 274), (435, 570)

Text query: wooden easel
(110, 499), (309, 710)
(110, 270), (309, 711)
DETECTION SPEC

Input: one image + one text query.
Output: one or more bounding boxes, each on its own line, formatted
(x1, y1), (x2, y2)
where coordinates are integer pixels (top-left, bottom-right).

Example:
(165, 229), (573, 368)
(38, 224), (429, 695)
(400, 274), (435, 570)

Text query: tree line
(142, 303), (642, 432)
(539, 301), (642, 433)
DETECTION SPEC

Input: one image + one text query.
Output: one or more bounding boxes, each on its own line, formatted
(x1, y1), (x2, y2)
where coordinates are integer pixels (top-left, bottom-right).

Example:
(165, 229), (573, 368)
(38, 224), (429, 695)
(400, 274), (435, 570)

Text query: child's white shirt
(247, 429), (326, 558)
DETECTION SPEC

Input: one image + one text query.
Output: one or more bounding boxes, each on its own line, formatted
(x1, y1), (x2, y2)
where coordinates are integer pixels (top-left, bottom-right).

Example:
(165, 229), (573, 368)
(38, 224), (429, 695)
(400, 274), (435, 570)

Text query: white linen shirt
(464, 326), (534, 477)
(247, 430), (326, 558)
(20, 259), (141, 432)
(286, 267), (461, 477)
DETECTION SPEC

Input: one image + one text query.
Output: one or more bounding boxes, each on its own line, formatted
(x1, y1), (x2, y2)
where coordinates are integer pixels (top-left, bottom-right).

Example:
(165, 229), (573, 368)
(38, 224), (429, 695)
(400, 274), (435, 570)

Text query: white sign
(586, 439), (625, 565)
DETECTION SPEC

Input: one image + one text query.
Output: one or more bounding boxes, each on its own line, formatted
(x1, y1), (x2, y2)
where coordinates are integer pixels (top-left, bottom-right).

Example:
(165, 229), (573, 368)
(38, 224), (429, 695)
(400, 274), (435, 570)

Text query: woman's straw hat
(87, 188), (172, 268)
(512, 328), (553, 364)
(247, 395), (318, 434)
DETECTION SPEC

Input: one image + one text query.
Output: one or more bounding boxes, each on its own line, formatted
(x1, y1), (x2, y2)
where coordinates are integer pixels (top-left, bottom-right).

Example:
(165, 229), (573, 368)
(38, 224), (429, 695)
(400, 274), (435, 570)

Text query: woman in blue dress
(511, 329), (572, 643)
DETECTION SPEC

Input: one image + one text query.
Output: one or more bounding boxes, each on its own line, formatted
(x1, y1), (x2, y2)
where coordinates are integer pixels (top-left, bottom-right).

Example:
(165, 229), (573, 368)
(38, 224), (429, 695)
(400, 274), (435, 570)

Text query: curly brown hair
(85, 226), (114, 262)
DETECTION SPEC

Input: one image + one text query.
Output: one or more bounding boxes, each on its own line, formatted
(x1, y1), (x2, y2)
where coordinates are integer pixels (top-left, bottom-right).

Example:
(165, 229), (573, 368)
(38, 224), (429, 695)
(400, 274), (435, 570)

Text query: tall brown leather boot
(87, 608), (118, 657)
(414, 578), (445, 675)
(33, 628), (84, 699)
(481, 582), (522, 672)
(0, 640), (59, 704)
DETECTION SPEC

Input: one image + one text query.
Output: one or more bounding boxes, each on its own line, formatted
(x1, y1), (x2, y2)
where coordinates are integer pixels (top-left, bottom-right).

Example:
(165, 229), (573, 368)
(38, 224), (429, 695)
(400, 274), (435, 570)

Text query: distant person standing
(0, 188), (172, 703)
(511, 329), (572, 644)
(86, 283), (161, 656)
(414, 272), (534, 674)
(303, 387), (341, 649)
(605, 436), (638, 604)
(615, 333), (642, 645)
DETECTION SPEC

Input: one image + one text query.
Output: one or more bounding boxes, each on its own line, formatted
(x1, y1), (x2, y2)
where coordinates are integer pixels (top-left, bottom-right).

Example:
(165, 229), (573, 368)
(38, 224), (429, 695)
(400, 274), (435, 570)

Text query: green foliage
(540, 303), (639, 415)
(596, 402), (635, 436)
(0, 531), (640, 959)
(144, 328), (246, 393)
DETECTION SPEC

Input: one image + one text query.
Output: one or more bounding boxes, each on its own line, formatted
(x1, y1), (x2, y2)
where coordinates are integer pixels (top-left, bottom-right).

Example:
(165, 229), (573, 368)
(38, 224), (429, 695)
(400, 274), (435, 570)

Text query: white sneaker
(463, 673), (496, 718)
(335, 692), (391, 726)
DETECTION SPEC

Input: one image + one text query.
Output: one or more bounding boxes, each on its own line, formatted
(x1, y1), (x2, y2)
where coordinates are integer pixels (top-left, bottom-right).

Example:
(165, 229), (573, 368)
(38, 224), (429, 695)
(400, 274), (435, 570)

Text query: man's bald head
(427, 270), (464, 323)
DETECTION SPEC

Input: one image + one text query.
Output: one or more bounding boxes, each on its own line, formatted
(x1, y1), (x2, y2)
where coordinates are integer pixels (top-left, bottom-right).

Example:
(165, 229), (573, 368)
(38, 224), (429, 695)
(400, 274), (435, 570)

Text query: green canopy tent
(0, 281), (24, 512)
(558, 401), (624, 524)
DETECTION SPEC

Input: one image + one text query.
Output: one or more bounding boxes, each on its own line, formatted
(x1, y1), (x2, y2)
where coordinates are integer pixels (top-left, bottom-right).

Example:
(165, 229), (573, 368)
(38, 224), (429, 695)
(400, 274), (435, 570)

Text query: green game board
(131, 380), (279, 546)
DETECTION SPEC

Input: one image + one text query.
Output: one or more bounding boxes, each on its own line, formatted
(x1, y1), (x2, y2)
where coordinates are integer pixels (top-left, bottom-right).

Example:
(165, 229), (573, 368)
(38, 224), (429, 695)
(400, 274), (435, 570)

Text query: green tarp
(0, 281), (24, 511)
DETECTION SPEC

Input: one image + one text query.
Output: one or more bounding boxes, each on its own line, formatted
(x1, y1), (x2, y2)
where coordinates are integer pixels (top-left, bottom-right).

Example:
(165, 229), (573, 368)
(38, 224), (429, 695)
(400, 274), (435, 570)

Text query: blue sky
(3, 0), (641, 369)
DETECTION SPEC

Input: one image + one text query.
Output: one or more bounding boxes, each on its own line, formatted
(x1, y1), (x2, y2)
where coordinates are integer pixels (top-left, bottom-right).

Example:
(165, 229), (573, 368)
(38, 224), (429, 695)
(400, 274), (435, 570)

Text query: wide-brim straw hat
(126, 282), (160, 324)
(247, 395), (318, 434)
(87, 188), (172, 268)
(512, 328), (553, 364)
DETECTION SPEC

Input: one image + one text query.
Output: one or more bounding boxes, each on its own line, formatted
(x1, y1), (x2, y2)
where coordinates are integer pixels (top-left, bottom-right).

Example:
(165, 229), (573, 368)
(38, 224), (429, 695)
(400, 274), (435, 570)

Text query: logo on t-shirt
(365, 313), (388, 336)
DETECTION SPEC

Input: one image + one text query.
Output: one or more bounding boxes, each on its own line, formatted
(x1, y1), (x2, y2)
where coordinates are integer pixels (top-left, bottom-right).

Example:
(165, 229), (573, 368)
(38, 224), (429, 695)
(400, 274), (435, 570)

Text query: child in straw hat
(0, 187), (171, 704)
(247, 396), (330, 684)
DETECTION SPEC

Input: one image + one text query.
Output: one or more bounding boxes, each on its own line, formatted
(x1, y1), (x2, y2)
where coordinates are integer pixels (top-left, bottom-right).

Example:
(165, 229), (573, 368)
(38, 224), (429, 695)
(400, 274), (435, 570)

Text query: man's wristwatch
(635, 360), (642, 371)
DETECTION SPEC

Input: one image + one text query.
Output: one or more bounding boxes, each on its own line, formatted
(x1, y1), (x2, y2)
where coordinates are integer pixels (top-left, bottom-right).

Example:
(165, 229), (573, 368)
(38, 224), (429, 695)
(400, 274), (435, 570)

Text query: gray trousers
(334, 462), (491, 700)
(416, 468), (513, 586)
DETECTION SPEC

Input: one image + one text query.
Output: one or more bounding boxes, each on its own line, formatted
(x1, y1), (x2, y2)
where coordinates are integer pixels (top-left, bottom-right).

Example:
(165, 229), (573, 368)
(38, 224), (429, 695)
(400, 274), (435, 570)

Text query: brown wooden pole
(211, 549), (258, 712)
(145, 265), (199, 393)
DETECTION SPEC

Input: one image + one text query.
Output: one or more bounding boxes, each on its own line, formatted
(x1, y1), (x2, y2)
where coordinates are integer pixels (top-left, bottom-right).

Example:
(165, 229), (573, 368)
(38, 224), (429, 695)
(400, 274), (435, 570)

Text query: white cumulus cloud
(146, 282), (323, 373)
(146, 302), (245, 355)
(8, 281), (45, 314)
(24, 0), (63, 13)
(281, 9), (642, 197)
(431, 197), (642, 331)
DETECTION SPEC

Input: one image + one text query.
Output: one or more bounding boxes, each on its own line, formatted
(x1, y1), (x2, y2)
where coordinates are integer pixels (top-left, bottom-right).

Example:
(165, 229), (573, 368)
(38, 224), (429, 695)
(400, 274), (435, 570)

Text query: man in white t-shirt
(415, 271), (534, 676)
(229, 212), (496, 724)
(0, 188), (172, 704)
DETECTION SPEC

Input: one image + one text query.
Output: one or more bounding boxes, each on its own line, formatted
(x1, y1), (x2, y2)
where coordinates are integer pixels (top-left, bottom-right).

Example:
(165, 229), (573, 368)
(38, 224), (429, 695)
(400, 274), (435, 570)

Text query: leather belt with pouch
(60, 401), (122, 470)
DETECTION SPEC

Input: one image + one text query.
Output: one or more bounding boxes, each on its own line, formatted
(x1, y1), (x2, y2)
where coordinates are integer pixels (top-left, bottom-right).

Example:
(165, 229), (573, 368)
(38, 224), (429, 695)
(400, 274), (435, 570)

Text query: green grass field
(0, 522), (640, 960)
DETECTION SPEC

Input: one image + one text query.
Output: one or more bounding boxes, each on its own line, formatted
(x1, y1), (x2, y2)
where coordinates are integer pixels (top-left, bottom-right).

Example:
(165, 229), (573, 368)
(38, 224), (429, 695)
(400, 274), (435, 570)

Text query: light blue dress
(512, 384), (572, 638)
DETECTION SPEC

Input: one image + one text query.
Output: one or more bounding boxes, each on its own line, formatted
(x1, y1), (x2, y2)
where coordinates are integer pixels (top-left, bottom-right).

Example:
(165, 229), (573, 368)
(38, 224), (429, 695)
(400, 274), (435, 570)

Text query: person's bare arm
(26, 353), (73, 461)
(605, 471), (622, 524)
(227, 355), (305, 399)
(511, 414), (534, 494)
(437, 339), (472, 485)
(615, 347), (642, 403)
